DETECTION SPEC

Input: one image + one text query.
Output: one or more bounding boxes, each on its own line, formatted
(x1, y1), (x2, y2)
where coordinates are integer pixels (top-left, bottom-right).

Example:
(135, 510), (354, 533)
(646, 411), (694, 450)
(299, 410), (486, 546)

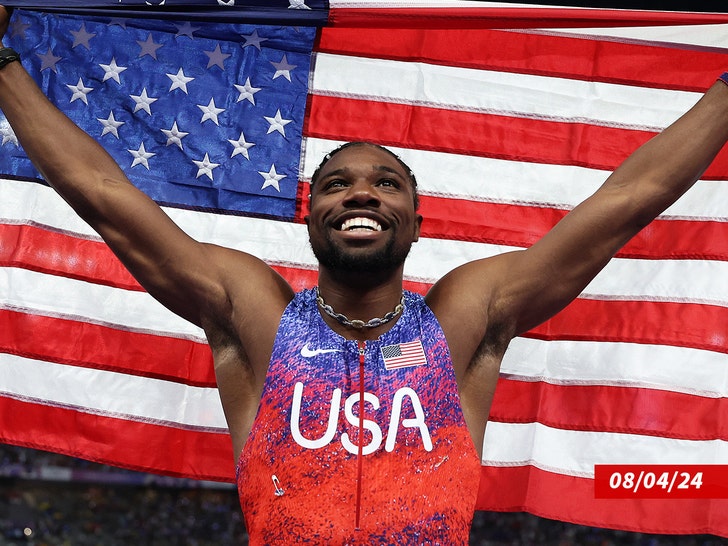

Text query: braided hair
(309, 142), (420, 210)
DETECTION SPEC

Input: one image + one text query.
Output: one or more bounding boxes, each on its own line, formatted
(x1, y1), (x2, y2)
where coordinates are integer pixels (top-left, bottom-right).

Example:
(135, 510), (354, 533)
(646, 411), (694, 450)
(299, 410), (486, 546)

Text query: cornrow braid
(309, 142), (420, 210)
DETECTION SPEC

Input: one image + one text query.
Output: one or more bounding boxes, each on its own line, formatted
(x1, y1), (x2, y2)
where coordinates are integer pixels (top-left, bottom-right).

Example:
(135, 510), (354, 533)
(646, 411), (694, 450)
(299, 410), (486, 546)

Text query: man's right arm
(0, 9), (292, 332)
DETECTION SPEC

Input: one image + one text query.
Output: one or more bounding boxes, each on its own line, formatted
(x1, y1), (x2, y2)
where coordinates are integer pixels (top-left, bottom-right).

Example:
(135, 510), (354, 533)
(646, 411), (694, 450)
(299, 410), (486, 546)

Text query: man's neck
(316, 267), (405, 340)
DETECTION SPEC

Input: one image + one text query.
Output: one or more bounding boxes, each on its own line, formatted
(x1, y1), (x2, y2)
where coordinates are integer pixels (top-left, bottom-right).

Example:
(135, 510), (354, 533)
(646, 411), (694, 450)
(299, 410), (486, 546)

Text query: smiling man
(2, 5), (728, 544)
(237, 142), (480, 542)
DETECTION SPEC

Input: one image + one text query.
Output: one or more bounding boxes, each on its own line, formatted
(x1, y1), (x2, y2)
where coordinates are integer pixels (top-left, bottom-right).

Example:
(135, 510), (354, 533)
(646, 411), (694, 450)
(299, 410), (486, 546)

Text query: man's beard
(310, 231), (413, 274)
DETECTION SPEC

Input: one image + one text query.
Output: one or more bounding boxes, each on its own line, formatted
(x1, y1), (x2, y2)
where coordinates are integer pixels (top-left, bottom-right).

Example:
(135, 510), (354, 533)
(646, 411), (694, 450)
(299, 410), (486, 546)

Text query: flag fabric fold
(0, 0), (726, 538)
(4, 1), (330, 24)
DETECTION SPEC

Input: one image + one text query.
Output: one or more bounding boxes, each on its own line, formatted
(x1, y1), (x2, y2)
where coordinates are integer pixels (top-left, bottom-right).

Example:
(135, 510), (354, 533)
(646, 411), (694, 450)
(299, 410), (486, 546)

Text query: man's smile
(339, 217), (383, 232)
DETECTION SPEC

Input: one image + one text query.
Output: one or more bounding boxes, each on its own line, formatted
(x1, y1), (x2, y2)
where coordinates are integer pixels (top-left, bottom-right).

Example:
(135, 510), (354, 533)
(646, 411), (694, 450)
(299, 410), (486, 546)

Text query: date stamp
(594, 465), (728, 499)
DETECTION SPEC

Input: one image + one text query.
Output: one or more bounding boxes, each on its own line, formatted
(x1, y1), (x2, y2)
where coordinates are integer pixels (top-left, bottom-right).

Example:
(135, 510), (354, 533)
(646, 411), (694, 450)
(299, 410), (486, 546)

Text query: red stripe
(0, 222), (431, 296)
(0, 308), (215, 387)
(0, 396), (234, 482)
(318, 27), (725, 92)
(0, 223), (141, 291)
(416, 196), (728, 261)
(7, 204), (728, 296)
(490, 378), (727, 441)
(4, 227), (728, 359)
(329, 7), (728, 31)
(477, 465), (728, 536)
(305, 94), (728, 178)
(2, 296), (725, 391)
(528, 298), (728, 355)
(297, 191), (728, 261)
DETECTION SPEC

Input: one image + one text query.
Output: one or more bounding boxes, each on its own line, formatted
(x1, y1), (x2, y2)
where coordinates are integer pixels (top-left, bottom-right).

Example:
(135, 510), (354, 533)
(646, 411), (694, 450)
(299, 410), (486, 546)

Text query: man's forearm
(603, 78), (728, 225)
(0, 51), (133, 222)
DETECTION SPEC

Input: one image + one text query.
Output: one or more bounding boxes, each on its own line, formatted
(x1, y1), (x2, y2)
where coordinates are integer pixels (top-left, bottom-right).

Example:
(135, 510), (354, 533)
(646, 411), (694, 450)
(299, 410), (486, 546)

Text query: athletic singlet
(236, 289), (481, 545)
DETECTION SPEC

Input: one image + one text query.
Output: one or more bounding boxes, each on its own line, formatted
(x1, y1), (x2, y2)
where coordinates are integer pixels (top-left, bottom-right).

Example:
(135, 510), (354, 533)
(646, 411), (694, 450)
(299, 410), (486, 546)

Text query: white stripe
(543, 24), (728, 50)
(406, 239), (728, 307)
(5, 258), (725, 396)
(4, 180), (728, 308)
(303, 138), (728, 221)
(0, 178), (314, 267)
(503, 338), (728, 398)
(311, 52), (701, 131)
(3, 253), (727, 344)
(3, 219), (728, 318)
(0, 353), (227, 430)
(0, 267), (205, 341)
(582, 256), (728, 307)
(482, 422), (728, 477)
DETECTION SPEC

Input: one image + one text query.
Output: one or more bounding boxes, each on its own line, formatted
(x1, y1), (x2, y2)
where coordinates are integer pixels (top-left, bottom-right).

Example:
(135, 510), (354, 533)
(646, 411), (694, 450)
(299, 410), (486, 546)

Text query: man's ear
(413, 214), (423, 242)
(304, 192), (312, 220)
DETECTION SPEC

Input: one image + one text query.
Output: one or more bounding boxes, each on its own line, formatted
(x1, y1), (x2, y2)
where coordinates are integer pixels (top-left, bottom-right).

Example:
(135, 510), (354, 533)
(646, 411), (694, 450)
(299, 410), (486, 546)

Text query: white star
(130, 88), (158, 115)
(99, 58), (128, 84)
(270, 54), (296, 82)
(71, 23), (96, 50)
(0, 123), (18, 146)
(204, 44), (231, 70)
(108, 18), (129, 29)
(37, 49), (62, 72)
(197, 98), (225, 126)
(67, 78), (94, 105)
(98, 111), (125, 139)
(241, 29), (267, 50)
(288, 0), (311, 8)
(264, 109), (292, 136)
(9, 18), (31, 39)
(175, 21), (200, 38)
(234, 77), (261, 105)
(128, 142), (156, 170)
(137, 34), (163, 59)
(161, 121), (189, 150)
(167, 68), (195, 94)
(259, 164), (286, 192)
(218, 0), (235, 5)
(228, 131), (255, 159)
(193, 153), (220, 181)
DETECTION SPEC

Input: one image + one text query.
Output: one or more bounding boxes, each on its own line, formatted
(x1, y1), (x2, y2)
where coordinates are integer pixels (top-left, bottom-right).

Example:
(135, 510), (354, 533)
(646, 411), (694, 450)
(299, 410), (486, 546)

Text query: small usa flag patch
(381, 340), (427, 370)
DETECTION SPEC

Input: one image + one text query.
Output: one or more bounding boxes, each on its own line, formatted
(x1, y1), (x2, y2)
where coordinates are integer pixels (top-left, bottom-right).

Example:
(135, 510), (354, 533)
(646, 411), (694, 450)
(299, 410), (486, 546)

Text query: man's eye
(378, 178), (398, 188)
(325, 179), (347, 189)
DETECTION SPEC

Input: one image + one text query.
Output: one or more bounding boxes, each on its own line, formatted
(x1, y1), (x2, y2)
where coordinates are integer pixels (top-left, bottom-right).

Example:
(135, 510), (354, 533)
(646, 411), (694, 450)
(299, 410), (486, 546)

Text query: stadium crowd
(0, 445), (724, 545)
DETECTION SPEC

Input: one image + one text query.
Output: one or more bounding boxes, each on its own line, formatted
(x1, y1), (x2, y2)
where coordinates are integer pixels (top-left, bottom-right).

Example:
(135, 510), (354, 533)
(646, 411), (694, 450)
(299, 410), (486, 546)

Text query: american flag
(0, 0), (727, 538)
(381, 340), (427, 370)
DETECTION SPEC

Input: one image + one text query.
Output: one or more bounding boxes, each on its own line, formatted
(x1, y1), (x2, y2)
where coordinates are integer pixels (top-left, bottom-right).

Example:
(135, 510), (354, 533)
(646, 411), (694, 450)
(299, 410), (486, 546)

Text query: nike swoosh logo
(300, 344), (341, 358)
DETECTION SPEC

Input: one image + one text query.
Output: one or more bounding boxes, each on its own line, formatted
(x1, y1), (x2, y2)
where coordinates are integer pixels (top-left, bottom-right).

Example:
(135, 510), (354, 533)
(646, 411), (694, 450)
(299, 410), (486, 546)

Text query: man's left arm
(431, 77), (728, 365)
(498, 78), (728, 336)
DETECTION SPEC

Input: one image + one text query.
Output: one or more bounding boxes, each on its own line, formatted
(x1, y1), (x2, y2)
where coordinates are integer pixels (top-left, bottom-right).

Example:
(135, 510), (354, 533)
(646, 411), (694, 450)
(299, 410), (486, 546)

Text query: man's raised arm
(501, 77), (728, 335)
(432, 75), (728, 359)
(0, 7), (288, 328)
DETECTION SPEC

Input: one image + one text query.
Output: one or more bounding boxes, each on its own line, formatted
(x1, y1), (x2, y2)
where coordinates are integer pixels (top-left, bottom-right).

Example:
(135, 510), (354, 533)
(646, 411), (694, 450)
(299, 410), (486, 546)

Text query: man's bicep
(123, 233), (287, 331)
(85, 184), (231, 326)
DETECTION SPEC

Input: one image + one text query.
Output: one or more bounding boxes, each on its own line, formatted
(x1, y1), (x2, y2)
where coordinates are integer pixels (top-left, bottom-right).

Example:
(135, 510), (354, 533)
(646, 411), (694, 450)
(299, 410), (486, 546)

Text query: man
(1, 6), (727, 544)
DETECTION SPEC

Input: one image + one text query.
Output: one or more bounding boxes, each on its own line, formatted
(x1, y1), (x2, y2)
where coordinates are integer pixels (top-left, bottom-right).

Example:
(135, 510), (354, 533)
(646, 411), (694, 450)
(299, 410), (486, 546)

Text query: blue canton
(1, 8), (318, 219)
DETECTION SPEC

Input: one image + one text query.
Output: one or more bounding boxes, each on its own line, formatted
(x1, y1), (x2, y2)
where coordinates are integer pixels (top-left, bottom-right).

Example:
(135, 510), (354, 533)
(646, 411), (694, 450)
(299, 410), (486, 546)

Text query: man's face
(306, 144), (422, 275)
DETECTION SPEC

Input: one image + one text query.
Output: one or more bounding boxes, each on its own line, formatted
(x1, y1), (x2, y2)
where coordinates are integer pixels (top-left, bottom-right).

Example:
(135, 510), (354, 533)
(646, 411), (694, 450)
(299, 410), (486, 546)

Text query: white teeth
(340, 217), (382, 232)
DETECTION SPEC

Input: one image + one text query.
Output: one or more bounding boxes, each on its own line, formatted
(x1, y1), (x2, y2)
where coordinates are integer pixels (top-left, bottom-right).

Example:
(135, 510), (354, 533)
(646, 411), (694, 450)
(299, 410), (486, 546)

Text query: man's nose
(342, 181), (380, 207)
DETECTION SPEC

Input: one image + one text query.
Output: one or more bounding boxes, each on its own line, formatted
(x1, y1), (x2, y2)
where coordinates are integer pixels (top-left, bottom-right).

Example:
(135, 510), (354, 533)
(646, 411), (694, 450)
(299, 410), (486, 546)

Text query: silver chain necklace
(315, 287), (404, 329)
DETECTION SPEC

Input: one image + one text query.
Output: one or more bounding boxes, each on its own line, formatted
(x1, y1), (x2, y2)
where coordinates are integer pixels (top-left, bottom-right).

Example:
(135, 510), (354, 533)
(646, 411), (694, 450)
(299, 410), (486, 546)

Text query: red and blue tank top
(237, 288), (481, 544)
